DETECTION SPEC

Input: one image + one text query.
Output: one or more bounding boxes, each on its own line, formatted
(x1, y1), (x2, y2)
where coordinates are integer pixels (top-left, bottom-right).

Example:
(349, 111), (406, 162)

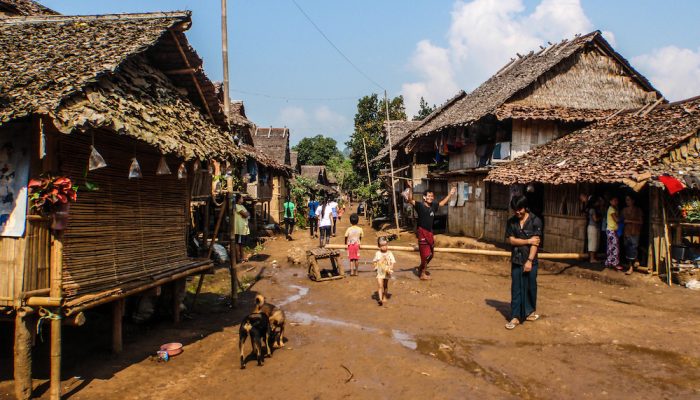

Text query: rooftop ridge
(0, 10), (190, 24)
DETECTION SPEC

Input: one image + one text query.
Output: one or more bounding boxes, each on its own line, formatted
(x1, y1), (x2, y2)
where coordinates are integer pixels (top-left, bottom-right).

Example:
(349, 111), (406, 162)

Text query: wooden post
(230, 193), (239, 305)
(14, 310), (33, 400)
(202, 198), (211, 256)
(172, 281), (182, 324)
(49, 231), (63, 400)
(192, 194), (228, 311)
(662, 201), (672, 286)
(384, 91), (401, 235)
(221, 0), (231, 120)
(362, 137), (372, 185)
(112, 299), (124, 354)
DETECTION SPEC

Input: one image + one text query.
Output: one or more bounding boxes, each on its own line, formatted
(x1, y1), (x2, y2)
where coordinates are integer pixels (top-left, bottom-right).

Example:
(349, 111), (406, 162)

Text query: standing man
(233, 194), (250, 263)
(308, 195), (319, 238)
(283, 195), (295, 241)
(505, 195), (542, 330)
(622, 195), (643, 275)
(404, 185), (456, 280)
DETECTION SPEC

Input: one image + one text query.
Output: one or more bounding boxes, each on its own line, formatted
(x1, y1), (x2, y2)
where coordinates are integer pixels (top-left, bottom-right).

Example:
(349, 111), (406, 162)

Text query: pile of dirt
(287, 247), (307, 265)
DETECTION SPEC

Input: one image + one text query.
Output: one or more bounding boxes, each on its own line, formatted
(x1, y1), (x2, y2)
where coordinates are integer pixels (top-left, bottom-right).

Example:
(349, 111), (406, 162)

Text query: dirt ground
(2, 206), (700, 399)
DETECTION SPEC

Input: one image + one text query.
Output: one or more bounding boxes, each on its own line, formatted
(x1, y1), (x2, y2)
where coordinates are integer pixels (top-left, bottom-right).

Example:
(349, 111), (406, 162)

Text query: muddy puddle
(277, 283), (700, 398)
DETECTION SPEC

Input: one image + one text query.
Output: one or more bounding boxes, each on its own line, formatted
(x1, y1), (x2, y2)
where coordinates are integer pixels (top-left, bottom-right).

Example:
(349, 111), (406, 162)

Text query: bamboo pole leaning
(323, 243), (586, 260)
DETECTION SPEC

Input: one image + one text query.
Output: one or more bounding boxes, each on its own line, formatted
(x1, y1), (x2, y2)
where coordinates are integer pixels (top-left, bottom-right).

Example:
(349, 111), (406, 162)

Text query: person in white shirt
(328, 198), (339, 237)
(316, 198), (334, 247)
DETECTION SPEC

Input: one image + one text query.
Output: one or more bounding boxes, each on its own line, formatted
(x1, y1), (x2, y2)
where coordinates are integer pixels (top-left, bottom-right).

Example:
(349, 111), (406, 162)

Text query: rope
(36, 307), (62, 342)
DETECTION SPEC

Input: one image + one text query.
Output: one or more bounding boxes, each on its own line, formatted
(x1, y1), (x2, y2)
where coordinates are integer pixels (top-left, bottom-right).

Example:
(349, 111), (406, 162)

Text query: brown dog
(254, 294), (286, 348)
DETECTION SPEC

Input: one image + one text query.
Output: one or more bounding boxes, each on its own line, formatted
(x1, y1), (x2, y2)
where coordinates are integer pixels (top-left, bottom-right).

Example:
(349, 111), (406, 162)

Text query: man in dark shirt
(504, 195), (542, 330)
(405, 185), (456, 280)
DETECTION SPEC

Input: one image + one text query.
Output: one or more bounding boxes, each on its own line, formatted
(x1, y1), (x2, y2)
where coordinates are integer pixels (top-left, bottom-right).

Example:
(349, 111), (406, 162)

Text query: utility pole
(362, 137), (372, 184)
(384, 91), (400, 235)
(221, 0), (231, 120)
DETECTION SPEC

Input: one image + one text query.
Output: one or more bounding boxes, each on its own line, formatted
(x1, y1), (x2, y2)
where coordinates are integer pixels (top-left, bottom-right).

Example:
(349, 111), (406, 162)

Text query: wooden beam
(25, 297), (62, 307)
(64, 261), (213, 316)
(169, 30), (215, 122)
(163, 67), (197, 75)
(323, 243), (586, 260)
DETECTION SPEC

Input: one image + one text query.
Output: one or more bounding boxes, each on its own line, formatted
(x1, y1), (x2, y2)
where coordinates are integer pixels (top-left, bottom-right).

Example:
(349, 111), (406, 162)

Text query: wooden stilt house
(251, 127), (292, 224)
(0, 11), (242, 399)
(486, 97), (700, 271)
(401, 31), (661, 240)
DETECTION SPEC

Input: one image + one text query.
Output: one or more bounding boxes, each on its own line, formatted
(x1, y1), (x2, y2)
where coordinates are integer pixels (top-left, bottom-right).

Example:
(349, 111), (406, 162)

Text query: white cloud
(401, 0), (593, 116)
(275, 105), (351, 146)
(402, 40), (460, 117)
(633, 46), (700, 101)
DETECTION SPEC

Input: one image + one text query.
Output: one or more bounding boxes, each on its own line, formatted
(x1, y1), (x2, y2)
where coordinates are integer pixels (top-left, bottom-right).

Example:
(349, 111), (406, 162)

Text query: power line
(290, 0), (385, 91)
(230, 88), (360, 102)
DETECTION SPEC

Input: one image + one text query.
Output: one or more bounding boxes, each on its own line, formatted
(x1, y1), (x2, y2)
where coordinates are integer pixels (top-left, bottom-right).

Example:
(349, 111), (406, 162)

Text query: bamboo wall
(0, 224), (47, 306)
(58, 132), (194, 303)
(0, 120), (52, 307)
(447, 176), (485, 237)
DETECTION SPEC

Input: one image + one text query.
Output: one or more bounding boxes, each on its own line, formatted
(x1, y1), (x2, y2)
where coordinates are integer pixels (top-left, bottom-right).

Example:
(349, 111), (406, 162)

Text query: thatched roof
(300, 165), (337, 185)
(239, 144), (292, 175)
(371, 120), (422, 164)
(0, 12), (240, 160)
(407, 31), (661, 150)
(0, 0), (57, 17)
(229, 101), (253, 128)
(252, 127), (291, 165)
(290, 150), (299, 171)
(485, 97), (700, 187)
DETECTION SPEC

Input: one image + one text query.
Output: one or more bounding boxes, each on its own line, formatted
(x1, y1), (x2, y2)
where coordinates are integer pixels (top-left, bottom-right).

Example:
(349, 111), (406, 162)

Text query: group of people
(581, 193), (644, 274)
(306, 195), (345, 247)
(343, 185), (540, 327)
(280, 194), (346, 244)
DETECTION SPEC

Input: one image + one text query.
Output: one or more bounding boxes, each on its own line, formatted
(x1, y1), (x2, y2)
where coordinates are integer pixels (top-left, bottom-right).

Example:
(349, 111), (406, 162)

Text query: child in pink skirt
(344, 213), (364, 276)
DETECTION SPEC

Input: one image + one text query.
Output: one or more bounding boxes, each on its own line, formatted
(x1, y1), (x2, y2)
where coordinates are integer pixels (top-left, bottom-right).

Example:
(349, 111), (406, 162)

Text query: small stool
(306, 248), (345, 281)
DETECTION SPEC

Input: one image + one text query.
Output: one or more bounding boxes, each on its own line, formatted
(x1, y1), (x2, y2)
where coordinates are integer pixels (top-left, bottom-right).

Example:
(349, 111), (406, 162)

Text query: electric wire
(290, 0), (386, 91)
(229, 88), (360, 102)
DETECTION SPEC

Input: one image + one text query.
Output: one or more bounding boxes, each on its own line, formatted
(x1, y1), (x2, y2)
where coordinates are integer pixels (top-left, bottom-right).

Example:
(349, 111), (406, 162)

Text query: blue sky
(43, 1), (700, 149)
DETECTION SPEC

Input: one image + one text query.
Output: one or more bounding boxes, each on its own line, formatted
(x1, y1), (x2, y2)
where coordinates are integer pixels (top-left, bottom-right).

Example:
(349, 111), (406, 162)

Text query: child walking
(373, 237), (395, 306)
(344, 213), (364, 276)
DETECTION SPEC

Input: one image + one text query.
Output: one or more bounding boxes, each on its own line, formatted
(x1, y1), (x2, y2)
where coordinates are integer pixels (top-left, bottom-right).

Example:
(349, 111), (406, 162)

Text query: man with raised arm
(404, 184), (456, 280)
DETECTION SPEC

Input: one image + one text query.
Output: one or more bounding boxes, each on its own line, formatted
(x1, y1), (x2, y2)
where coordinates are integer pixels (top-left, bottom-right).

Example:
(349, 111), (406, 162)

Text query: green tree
(292, 135), (342, 166)
(412, 97), (436, 121)
(345, 94), (406, 183)
(326, 155), (355, 193)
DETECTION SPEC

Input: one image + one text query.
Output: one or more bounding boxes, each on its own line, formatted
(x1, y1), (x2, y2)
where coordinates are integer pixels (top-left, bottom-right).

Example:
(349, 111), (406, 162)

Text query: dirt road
(2, 208), (700, 399)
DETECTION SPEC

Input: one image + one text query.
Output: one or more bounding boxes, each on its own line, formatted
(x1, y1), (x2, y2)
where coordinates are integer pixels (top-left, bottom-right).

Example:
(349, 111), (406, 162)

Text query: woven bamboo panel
(0, 236), (22, 306)
(59, 132), (192, 300)
(21, 217), (51, 292)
